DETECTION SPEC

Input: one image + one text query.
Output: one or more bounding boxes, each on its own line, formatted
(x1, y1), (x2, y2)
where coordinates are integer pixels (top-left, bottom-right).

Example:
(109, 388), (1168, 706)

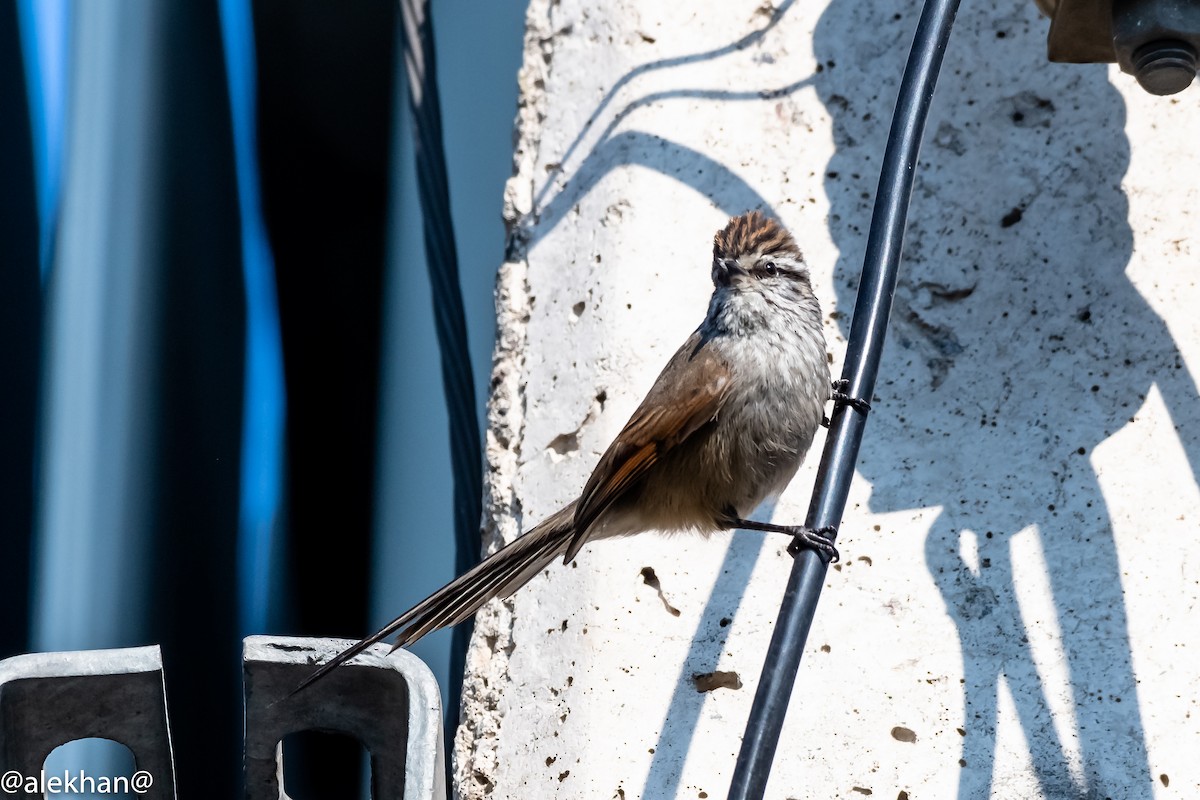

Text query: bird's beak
(715, 258), (745, 287)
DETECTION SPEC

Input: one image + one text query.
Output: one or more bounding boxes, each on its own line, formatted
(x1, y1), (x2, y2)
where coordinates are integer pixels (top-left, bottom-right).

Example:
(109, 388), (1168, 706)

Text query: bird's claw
(830, 379), (871, 416)
(786, 525), (840, 563)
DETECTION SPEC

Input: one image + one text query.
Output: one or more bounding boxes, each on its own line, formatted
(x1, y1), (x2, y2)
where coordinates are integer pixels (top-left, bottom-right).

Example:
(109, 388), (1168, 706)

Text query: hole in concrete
(44, 738), (138, 799)
(548, 430), (579, 455)
(692, 671), (742, 692)
(281, 730), (368, 799)
(640, 566), (681, 616)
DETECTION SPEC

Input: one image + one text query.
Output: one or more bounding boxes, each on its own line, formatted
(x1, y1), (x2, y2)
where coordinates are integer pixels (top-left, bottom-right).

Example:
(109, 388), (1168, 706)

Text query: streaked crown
(713, 211), (802, 263)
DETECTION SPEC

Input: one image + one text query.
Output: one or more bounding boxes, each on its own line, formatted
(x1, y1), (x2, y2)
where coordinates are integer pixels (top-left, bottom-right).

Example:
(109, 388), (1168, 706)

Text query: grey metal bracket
(0, 645), (177, 799)
(243, 635), (445, 800)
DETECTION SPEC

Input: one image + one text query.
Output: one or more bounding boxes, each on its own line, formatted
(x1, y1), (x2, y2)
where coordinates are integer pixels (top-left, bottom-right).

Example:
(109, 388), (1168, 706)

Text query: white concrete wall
(455, 1), (1200, 798)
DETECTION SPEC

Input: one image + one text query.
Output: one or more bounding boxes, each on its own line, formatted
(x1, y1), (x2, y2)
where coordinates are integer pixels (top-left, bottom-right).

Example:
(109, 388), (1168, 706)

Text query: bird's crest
(713, 211), (801, 262)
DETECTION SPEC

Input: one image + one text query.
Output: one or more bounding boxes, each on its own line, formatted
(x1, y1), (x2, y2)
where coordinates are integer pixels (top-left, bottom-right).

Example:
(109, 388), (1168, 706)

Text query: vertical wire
(398, 0), (484, 727)
(727, 0), (963, 796)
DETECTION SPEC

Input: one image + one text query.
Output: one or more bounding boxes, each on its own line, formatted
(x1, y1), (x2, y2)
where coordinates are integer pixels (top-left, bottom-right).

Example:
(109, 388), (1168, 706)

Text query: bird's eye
(763, 261), (778, 276)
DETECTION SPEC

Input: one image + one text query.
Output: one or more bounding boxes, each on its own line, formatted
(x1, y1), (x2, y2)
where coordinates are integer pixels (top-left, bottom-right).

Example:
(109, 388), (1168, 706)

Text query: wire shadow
(815, 1), (1200, 797)
(637, 530), (768, 799)
(531, 0), (798, 213)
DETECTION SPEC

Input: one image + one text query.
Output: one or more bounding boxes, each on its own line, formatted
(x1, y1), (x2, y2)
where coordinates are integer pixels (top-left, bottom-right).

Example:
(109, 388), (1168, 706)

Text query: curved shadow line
(535, 0), (798, 209)
(535, 76), (818, 212)
(531, 130), (775, 242)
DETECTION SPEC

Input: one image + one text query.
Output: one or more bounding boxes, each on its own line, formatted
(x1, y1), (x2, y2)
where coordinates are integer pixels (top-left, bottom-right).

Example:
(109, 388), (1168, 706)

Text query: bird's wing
(566, 330), (732, 561)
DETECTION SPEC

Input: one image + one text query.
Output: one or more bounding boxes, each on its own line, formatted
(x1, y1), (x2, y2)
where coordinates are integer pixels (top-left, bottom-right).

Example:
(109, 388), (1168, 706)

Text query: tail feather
(392, 523), (567, 646)
(292, 503), (577, 695)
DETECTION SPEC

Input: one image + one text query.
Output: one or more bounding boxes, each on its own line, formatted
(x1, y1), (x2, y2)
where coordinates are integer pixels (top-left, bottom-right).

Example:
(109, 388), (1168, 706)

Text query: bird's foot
(831, 379), (871, 416)
(786, 525), (840, 563)
(724, 514), (841, 564)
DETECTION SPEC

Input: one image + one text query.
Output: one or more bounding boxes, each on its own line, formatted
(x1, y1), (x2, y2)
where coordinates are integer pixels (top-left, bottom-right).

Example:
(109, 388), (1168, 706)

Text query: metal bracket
(243, 635), (445, 800)
(1039, 0), (1200, 94)
(0, 645), (177, 799)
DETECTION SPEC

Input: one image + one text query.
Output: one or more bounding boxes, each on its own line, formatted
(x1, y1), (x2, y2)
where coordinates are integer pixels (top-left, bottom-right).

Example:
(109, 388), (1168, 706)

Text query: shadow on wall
(512, 0), (1197, 797)
(818, 1), (1198, 798)
(519, 1), (800, 247)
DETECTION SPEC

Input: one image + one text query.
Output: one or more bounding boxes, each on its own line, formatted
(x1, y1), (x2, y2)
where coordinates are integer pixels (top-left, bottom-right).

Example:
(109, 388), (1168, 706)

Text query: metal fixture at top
(1039, 0), (1199, 94)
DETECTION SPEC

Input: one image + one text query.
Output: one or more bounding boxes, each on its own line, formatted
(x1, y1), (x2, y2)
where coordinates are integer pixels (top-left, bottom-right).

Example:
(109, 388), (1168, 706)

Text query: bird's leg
(726, 516), (840, 563)
(830, 378), (871, 416)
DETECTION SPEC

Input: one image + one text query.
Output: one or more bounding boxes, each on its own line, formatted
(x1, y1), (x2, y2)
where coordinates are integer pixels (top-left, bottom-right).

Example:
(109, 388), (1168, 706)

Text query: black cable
(726, 0), (962, 797)
(398, 0), (483, 723)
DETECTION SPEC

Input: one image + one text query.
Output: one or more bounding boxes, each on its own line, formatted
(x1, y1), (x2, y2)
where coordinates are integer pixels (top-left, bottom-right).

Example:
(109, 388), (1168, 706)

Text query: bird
(294, 210), (838, 694)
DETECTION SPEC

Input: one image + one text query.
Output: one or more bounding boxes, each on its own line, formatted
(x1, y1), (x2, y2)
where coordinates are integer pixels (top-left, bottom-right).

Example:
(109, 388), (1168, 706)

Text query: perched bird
(295, 211), (837, 693)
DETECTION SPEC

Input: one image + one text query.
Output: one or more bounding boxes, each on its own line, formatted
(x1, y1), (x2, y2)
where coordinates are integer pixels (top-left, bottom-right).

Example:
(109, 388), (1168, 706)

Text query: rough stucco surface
(454, 1), (1200, 798)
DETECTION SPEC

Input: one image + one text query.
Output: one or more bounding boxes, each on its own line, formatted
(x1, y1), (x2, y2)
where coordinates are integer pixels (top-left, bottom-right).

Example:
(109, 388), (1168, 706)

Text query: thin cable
(397, 0), (483, 718)
(726, 0), (962, 797)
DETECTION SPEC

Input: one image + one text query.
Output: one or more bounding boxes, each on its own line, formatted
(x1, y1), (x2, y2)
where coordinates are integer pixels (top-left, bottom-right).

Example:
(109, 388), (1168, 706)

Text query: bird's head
(708, 211), (816, 332)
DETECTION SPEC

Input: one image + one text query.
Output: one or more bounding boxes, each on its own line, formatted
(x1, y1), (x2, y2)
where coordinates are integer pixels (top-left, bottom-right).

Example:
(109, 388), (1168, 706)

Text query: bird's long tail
(292, 502), (577, 694)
